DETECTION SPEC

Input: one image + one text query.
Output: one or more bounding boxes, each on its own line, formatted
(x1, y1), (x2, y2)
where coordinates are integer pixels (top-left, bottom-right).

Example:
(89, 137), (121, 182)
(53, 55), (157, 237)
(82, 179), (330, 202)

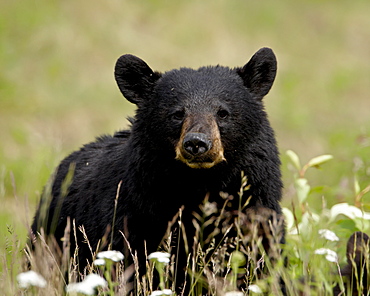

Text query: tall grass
(1, 152), (369, 295)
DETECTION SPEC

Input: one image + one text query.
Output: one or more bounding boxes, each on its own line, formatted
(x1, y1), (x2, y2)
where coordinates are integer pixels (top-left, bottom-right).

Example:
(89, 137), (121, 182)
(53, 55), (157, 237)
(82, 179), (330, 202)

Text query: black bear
(31, 48), (284, 292)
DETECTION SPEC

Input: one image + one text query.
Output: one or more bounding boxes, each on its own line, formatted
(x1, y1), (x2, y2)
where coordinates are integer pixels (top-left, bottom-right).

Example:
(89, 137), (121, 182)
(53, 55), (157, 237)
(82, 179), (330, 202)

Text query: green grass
(1, 0), (369, 294)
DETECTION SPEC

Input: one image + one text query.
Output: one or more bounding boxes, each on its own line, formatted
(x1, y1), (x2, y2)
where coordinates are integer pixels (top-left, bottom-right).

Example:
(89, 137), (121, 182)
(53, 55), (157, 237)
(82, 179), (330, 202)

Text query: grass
(2, 162), (370, 295)
(1, 0), (369, 294)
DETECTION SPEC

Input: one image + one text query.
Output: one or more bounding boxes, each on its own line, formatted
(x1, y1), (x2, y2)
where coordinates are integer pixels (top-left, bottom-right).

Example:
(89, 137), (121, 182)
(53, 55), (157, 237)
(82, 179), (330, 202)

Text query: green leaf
(309, 186), (325, 194)
(282, 207), (295, 230)
(354, 218), (370, 232)
(336, 219), (356, 233)
(307, 154), (333, 168)
(295, 178), (310, 204)
(286, 150), (301, 171)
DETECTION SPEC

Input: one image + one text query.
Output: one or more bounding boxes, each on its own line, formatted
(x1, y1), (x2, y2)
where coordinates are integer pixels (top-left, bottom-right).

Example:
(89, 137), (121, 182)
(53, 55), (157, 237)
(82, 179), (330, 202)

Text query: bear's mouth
(184, 160), (219, 169)
(175, 152), (226, 169)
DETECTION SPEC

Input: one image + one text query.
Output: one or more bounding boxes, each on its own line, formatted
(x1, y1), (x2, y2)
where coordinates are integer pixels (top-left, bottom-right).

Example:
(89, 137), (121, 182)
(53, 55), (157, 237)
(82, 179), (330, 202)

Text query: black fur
(333, 232), (369, 296)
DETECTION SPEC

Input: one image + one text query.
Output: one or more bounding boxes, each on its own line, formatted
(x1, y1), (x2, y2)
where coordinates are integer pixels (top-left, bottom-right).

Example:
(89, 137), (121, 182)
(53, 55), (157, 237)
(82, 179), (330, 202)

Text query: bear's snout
(175, 116), (226, 169)
(183, 133), (212, 156)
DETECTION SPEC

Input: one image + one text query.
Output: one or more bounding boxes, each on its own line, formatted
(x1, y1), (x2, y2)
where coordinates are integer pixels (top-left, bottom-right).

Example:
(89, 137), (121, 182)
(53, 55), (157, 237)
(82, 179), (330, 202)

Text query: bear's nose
(183, 133), (212, 156)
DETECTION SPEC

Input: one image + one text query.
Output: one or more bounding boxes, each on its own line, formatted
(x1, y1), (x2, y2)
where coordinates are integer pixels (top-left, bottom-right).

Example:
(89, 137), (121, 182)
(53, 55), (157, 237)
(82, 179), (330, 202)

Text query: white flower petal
(17, 271), (47, 288)
(314, 248), (338, 262)
(150, 290), (173, 296)
(66, 282), (95, 295)
(325, 253), (338, 263)
(84, 274), (108, 288)
(318, 229), (339, 241)
(96, 250), (124, 262)
(148, 252), (171, 263)
(314, 248), (327, 255)
(93, 258), (106, 266)
(248, 284), (263, 293)
(157, 257), (170, 264)
(148, 252), (171, 260)
(66, 274), (107, 295)
(225, 291), (244, 296)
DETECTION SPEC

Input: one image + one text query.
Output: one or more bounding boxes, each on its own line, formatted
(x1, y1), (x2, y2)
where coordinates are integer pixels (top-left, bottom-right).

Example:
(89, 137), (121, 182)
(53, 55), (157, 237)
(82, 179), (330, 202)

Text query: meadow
(1, 0), (369, 295)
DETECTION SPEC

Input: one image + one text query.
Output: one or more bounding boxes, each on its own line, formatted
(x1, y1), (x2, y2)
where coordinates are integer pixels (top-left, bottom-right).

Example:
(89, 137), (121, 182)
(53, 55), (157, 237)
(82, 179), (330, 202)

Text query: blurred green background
(1, 0), (369, 265)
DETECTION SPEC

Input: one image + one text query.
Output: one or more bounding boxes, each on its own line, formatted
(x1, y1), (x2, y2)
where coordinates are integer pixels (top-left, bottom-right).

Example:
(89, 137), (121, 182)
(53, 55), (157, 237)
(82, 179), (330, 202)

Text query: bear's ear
(114, 54), (161, 105)
(236, 47), (277, 100)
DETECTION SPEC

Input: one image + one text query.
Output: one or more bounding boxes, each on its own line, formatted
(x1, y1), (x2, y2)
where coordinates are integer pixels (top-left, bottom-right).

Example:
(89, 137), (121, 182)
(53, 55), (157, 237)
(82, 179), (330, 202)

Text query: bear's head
(114, 48), (277, 169)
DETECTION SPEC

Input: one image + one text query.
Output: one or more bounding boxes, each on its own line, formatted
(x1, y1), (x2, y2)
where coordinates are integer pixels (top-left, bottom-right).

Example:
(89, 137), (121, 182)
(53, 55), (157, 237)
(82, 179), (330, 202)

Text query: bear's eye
(217, 109), (229, 119)
(172, 110), (185, 121)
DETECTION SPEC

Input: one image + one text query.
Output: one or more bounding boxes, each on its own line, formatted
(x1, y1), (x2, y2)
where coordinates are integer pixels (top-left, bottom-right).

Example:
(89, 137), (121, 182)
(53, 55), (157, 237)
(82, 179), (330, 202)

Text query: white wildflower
(150, 289), (173, 296)
(93, 258), (106, 266)
(66, 274), (107, 295)
(224, 291), (244, 296)
(314, 248), (338, 262)
(66, 282), (95, 295)
(96, 250), (124, 262)
(318, 229), (339, 241)
(157, 257), (170, 263)
(84, 274), (107, 287)
(148, 252), (171, 264)
(248, 284), (263, 293)
(17, 271), (47, 288)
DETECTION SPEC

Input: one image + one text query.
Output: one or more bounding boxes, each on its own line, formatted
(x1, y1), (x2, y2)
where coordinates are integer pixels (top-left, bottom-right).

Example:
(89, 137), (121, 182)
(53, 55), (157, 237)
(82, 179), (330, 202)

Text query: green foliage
(1, 150), (370, 295)
(281, 151), (370, 296)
